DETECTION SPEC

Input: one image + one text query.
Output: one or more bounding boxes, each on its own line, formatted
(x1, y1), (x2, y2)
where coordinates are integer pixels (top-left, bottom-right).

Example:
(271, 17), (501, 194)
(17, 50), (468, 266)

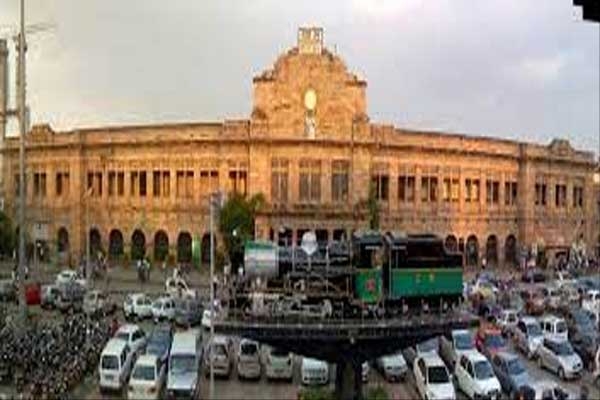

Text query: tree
(218, 192), (265, 268)
(367, 182), (380, 230)
(0, 211), (16, 257)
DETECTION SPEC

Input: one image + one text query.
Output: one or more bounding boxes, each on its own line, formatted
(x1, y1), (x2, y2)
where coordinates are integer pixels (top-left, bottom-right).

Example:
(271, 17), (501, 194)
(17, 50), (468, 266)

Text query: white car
(123, 293), (153, 321)
(454, 351), (501, 400)
(540, 315), (568, 341)
(128, 354), (166, 400)
(537, 338), (583, 380)
(540, 286), (561, 310)
(99, 338), (134, 393)
(362, 362), (369, 382)
(265, 346), (294, 381)
(165, 277), (197, 298)
(151, 296), (176, 322)
(204, 335), (233, 378)
(496, 310), (518, 337)
(237, 339), (261, 380)
(375, 352), (407, 382)
(513, 317), (544, 358)
(114, 324), (147, 356)
(582, 290), (600, 319)
(301, 357), (329, 386)
(56, 269), (86, 287)
(413, 354), (455, 400)
(530, 380), (573, 400)
(439, 329), (475, 370)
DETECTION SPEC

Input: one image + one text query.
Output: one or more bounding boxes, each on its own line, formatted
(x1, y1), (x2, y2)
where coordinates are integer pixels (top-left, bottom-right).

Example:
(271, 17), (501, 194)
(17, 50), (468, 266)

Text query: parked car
(454, 351), (501, 400)
(83, 290), (116, 316)
(128, 354), (166, 400)
(264, 346), (294, 381)
(151, 296), (176, 323)
(521, 268), (546, 284)
(540, 285), (562, 310)
(145, 325), (173, 366)
(114, 324), (147, 356)
(301, 357), (329, 386)
(0, 279), (16, 302)
(475, 327), (507, 359)
(204, 335), (233, 378)
(55, 282), (86, 313)
(413, 354), (455, 400)
(123, 293), (153, 321)
(520, 289), (545, 316)
(174, 297), (203, 328)
(40, 284), (61, 309)
(496, 309), (518, 337)
(439, 329), (475, 370)
(563, 307), (598, 340)
(540, 315), (569, 341)
(582, 290), (600, 319)
(513, 317), (544, 359)
(529, 381), (572, 400)
(537, 338), (583, 380)
(165, 277), (197, 299)
(570, 333), (598, 371)
(375, 352), (408, 382)
(237, 339), (261, 380)
(167, 330), (203, 400)
(99, 338), (134, 394)
(404, 337), (439, 366)
(490, 352), (530, 399)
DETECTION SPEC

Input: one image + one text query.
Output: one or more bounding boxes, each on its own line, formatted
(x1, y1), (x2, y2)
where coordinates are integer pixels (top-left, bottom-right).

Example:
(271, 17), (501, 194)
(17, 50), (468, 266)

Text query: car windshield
(271, 348), (289, 357)
(427, 366), (449, 383)
(101, 355), (119, 370)
(132, 365), (155, 381)
(507, 358), (525, 375)
(556, 321), (567, 334)
(454, 333), (474, 350)
(553, 341), (574, 356)
(526, 323), (543, 337)
(507, 313), (517, 323)
(474, 360), (494, 379)
(484, 334), (505, 348)
(170, 355), (196, 373)
(115, 332), (129, 342)
(241, 342), (258, 355)
(147, 340), (167, 356)
(213, 344), (227, 356)
(417, 339), (437, 353)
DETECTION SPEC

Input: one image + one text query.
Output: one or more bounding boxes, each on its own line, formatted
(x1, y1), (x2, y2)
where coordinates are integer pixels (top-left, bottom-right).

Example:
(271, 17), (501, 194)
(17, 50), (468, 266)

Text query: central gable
(251, 27), (368, 138)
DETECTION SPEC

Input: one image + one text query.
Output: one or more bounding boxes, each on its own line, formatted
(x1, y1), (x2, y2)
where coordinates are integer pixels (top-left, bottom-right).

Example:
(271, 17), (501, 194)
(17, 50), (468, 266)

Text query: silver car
(537, 338), (583, 380)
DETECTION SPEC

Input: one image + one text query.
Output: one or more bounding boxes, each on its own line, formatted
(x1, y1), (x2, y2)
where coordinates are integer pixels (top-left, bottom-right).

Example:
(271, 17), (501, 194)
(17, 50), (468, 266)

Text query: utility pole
(209, 192), (214, 400)
(17, 0), (28, 324)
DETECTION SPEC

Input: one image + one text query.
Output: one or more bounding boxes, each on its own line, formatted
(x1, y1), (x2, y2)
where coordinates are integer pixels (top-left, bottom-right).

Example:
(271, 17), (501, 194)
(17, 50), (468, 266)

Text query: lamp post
(209, 190), (223, 400)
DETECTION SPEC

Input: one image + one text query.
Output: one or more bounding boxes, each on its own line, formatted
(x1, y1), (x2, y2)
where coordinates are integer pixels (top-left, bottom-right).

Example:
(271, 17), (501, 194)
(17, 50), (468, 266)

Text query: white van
(166, 330), (202, 400)
(204, 335), (233, 378)
(236, 339), (261, 380)
(265, 346), (294, 381)
(540, 315), (569, 341)
(98, 338), (134, 393)
(301, 357), (329, 386)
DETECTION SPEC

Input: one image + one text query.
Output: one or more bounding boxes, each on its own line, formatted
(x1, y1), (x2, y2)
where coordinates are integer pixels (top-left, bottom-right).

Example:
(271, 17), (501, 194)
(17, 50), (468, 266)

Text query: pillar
(335, 359), (363, 400)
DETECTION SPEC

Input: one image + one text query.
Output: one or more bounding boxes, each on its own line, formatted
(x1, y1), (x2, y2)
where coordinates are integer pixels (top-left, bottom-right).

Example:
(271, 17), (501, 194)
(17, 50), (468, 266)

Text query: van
(236, 339), (261, 380)
(204, 335), (233, 378)
(540, 315), (568, 341)
(301, 357), (329, 386)
(98, 338), (134, 393)
(265, 346), (294, 381)
(166, 330), (202, 400)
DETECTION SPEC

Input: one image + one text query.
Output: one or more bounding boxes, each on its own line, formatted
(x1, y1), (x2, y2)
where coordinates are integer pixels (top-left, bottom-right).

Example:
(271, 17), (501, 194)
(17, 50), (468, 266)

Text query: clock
(304, 89), (317, 111)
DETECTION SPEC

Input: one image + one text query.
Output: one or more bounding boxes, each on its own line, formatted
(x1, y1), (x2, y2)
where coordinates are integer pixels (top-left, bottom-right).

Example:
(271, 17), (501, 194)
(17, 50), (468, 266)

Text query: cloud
(511, 54), (567, 84)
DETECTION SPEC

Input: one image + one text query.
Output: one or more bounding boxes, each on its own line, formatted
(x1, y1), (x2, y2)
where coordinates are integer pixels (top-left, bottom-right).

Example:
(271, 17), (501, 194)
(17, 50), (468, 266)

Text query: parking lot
(2, 264), (600, 399)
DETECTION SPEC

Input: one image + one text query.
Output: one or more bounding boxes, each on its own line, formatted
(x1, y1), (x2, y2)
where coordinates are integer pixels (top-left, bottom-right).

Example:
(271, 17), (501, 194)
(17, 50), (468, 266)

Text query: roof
(103, 338), (129, 354)
(494, 351), (519, 361)
(128, 292), (147, 299)
(117, 324), (141, 334)
(171, 331), (200, 353)
(461, 350), (487, 362)
(212, 335), (229, 345)
(419, 353), (445, 367)
(520, 316), (539, 324)
(540, 315), (565, 323)
(452, 329), (471, 336)
(134, 354), (159, 366)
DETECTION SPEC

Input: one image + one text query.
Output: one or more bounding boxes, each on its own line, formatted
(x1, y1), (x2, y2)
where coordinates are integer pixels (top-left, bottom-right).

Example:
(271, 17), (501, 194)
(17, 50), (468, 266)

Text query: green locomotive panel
(390, 268), (462, 298)
(355, 268), (382, 304)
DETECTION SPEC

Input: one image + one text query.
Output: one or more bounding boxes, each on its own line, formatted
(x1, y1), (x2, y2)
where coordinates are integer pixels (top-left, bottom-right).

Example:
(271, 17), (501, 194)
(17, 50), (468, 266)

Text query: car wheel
(558, 367), (565, 380)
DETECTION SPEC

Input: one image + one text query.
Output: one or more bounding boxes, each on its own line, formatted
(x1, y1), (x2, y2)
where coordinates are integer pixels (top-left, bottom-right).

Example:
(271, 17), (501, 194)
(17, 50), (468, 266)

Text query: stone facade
(1, 27), (599, 268)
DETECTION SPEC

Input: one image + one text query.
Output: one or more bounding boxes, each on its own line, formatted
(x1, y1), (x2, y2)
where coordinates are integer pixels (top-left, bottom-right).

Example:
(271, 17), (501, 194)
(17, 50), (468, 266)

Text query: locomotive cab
(352, 231), (384, 306)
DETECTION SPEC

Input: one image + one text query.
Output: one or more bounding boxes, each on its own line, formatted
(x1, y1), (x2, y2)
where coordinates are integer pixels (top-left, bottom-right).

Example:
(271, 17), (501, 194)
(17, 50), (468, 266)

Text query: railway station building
(1, 27), (599, 269)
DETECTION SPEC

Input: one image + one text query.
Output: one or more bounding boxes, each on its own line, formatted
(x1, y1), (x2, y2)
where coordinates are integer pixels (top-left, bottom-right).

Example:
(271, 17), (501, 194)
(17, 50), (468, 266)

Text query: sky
(0, 0), (598, 155)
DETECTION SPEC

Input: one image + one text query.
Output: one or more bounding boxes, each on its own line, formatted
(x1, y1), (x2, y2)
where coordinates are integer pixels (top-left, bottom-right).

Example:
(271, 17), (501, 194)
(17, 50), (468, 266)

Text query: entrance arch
(89, 228), (102, 257)
(154, 230), (169, 262)
(333, 229), (347, 242)
(278, 227), (293, 247)
(57, 227), (69, 253)
(486, 235), (499, 267)
(445, 235), (458, 253)
(201, 233), (211, 264)
(504, 234), (517, 268)
(131, 230), (146, 261)
(177, 231), (192, 263)
(108, 229), (124, 259)
(466, 235), (479, 267)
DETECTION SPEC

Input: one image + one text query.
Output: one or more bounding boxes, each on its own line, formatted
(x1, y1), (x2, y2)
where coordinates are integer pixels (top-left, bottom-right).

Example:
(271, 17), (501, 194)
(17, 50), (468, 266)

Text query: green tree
(218, 192), (265, 268)
(0, 211), (16, 257)
(367, 182), (380, 230)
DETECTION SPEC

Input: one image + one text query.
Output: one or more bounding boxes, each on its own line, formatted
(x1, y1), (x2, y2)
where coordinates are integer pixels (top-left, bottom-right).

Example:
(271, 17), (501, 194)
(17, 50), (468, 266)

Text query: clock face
(304, 89), (317, 111)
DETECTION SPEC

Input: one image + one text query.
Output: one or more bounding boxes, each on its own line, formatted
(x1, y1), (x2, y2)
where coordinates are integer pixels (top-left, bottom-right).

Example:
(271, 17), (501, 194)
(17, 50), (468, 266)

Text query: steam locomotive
(236, 231), (464, 318)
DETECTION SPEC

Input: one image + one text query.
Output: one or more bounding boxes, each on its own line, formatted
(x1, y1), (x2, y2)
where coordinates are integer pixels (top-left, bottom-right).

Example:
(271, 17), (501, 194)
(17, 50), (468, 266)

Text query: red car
(475, 327), (507, 359)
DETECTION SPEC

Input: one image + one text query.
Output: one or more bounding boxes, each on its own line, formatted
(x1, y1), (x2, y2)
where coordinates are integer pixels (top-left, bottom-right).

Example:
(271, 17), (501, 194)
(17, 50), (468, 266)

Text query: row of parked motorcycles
(0, 313), (111, 400)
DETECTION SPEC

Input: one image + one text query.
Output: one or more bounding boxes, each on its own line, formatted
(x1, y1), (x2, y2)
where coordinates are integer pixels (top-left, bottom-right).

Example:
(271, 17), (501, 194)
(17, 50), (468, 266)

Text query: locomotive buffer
(215, 310), (478, 400)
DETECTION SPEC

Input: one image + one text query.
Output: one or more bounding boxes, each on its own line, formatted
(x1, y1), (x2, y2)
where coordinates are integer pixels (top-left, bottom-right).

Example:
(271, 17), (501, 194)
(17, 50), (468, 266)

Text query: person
(109, 316), (119, 337)
(593, 345), (600, 382)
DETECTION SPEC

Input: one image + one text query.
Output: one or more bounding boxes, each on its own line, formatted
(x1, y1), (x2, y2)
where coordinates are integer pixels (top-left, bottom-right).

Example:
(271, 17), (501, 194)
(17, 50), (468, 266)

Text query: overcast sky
(1, 0), (598, 155)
